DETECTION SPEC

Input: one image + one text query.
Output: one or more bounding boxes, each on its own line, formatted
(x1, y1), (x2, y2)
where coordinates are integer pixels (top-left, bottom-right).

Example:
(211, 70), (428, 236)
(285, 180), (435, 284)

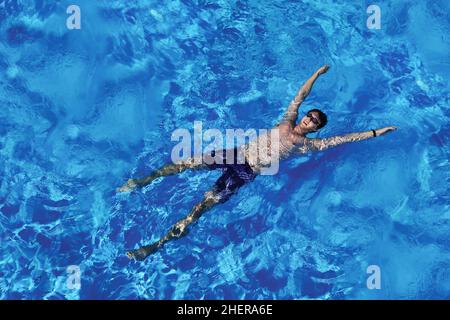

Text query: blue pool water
(0, 0), (449, 300)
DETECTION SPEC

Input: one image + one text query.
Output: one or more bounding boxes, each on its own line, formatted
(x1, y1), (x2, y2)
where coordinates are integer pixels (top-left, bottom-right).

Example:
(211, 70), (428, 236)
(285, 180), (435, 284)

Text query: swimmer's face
(299, 111), (321, 133)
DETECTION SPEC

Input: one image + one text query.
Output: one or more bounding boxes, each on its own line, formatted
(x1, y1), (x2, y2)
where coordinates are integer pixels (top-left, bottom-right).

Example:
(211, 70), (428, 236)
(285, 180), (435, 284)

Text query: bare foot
(116, 179), (138, 193)
(126, 243), (159, 261)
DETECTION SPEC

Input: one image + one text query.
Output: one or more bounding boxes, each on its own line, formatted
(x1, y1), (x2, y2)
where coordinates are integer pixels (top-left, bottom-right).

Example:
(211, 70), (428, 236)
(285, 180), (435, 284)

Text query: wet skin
(119, 65), (397, 261)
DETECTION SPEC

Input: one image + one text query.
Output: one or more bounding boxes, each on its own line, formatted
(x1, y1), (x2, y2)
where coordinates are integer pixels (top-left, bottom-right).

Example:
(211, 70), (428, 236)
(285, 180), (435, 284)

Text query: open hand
(376, 126), (398, 136)
(317, 64), (330, 75)
(116, 178), (138, 193)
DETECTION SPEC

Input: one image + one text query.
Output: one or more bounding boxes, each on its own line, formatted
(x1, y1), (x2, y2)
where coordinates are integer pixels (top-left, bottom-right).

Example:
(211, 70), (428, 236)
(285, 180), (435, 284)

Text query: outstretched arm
(301, 126), (398, 152)
(283, 65), (330, 124)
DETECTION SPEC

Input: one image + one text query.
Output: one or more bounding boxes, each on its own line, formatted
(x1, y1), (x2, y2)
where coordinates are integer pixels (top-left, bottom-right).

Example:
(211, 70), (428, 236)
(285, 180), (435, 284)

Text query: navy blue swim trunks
(205, 148), (256, 203)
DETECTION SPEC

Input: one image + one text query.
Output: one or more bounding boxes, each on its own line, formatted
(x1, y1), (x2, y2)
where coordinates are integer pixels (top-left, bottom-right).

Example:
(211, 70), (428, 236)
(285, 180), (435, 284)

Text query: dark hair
(307, 108), (328, 129)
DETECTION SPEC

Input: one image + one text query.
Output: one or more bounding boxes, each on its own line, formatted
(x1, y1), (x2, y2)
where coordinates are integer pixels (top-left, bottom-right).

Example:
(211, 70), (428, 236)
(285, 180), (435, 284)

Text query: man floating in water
(118, 65), (397, 261)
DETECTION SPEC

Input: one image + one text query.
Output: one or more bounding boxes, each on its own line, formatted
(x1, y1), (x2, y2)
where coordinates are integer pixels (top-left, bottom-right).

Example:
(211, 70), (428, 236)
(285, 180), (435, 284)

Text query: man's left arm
(303, 126), (398, 152)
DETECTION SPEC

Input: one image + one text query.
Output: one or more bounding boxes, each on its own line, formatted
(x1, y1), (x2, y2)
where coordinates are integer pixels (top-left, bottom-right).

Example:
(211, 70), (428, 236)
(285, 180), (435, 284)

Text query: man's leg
(126, 167), (252, 261)
(126, 191), (221, 261)
(117, 155), (206, 192)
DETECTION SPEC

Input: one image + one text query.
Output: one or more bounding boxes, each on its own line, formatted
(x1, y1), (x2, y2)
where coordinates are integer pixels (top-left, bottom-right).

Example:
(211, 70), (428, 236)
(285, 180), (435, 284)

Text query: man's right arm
(283, 65), (330, 124)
